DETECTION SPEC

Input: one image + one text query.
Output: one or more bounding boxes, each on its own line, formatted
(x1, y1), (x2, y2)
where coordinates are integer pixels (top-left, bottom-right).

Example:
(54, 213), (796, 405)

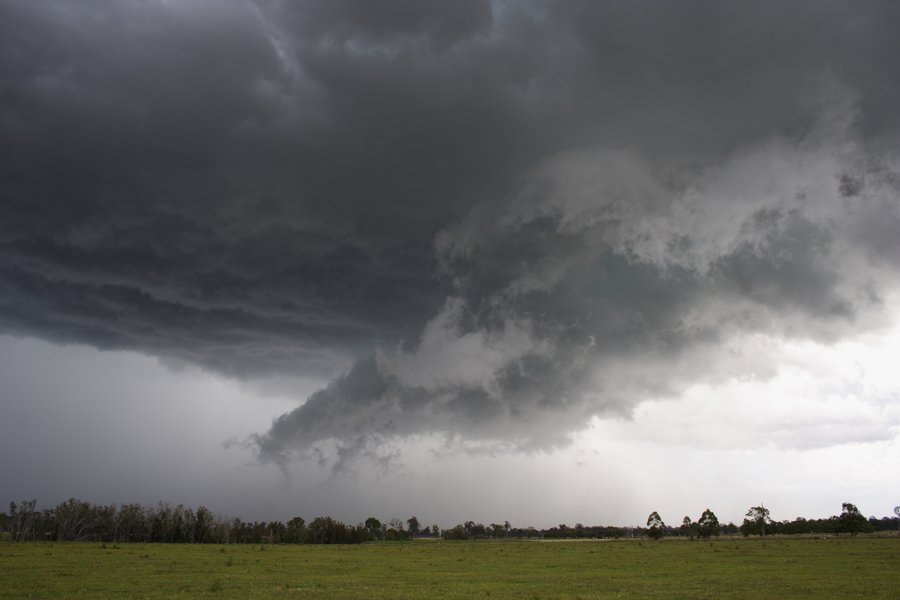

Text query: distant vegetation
(1, 498), (896, 544)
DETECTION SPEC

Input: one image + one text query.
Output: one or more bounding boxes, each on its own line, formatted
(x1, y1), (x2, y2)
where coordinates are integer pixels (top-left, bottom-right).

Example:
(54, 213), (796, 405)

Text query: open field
(2, 536), (898, 599)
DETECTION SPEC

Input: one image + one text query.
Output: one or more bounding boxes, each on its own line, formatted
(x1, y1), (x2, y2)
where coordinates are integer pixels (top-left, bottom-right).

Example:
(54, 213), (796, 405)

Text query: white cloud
(377, 297), (546, 391)
(595, 317), (900, 452)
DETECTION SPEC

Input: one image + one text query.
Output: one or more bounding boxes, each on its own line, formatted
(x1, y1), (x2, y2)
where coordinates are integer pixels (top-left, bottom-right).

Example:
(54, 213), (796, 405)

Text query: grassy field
(2, 536), (898, 599)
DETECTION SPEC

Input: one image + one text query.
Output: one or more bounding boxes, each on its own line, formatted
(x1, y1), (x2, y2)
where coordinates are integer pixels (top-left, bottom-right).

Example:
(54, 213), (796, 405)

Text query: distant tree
(867, 515), (900, 532)
(838, 503), (873, 536)
(231, 517), (246, 543)
(364, 517), (382, 540)
(742, 505), (772, 537)
(54, 497), (95, 541)
(407, 516), (420, 538)
(463, 521), (475, 537)
(431, 524), (440, 537)
(697, 509), (720, 539)
(489, 522), (505, 538)
(286, 517), (306, 543)
(450, 521), (487, 539)
(115, 503), (147, 542)
(9, 500), (38, 542)
(194, 506), (214, 543)
(308, 516), (331, 543)
(210, 514), (231, 544)
(268, 520), (287, 543)
(388, 518), (407, 540)
(442, 524), (466, 540)
(149, 502), (175, 543)
(646, 511), (666, 540)
(680, 516), (695, 538)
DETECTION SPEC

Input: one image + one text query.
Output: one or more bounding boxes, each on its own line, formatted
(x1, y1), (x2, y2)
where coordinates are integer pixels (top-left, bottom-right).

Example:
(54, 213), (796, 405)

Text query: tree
(838, 502), (873, 536)
(194, 506), (213, 543)
(308, 516), (342, 544)
(9, 500), (38, 542)
(54, 497), (95, 541)
(268, 520), (287, 544)
(442, 524), (466, 540)
(646, 511), (666, 540)
(286, 517), (306, 543)
(388, 518), (407, 540)
(742, 505), (772, 537)
(116, 503), (147, 542)
(406, 516), (420, 538)
(697, 509), (720, 539)
(680, 516), (695, 538)
(149, 502), (175, 543)
(364, 517), (382, 540)
(490, 522), (507, 538)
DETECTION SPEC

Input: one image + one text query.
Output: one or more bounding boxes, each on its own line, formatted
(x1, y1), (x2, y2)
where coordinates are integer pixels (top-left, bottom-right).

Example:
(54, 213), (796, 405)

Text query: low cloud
(1, 2), (899, 469)
(253, 89), (900, 467)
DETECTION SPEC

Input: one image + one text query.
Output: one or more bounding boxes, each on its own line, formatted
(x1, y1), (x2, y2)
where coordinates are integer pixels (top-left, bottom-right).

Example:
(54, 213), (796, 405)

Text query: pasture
(1, 536), (897, 599)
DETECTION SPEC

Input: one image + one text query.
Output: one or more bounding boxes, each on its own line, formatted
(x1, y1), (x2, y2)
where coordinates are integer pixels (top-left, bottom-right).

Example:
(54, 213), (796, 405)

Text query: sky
(1, 0), (899, 529)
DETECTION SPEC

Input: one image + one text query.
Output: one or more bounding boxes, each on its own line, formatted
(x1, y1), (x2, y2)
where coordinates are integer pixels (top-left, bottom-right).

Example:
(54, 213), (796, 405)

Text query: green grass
(1, 537), (898, 599)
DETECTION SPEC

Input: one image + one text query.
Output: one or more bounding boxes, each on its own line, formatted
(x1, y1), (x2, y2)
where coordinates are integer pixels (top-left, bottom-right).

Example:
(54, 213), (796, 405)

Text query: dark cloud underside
(2, 0), (899, 464)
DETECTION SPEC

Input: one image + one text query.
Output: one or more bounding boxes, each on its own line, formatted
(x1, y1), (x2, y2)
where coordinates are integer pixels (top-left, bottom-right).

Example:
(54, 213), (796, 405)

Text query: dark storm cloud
(2, 1), (899, 464)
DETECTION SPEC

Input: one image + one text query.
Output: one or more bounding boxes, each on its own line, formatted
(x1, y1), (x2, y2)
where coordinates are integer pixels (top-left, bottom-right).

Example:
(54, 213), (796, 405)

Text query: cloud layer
(2, 1), (899, 466)
(253, 94), (900, 465)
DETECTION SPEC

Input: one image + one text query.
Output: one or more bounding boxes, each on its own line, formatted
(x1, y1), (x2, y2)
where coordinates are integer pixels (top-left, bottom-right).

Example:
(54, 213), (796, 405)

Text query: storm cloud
(2, 1), (900, 467)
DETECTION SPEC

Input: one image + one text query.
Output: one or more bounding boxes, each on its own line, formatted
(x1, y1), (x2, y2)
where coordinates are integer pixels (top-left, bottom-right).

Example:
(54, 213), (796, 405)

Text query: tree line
(0, 499), (375, 544)
(644, 503), (891, 540)
(1, 497), (896, 544)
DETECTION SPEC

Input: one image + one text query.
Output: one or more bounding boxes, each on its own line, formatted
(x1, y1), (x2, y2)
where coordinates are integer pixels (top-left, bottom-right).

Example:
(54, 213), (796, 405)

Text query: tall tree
(680, 516), (695, 538)
(194, 506), (213, 543)
(115, 503), (147, 542)
(308, 516), (338, 544)
(646, 511), (666, 540)
(406, 516), (420, 538)
(286, 517), (307, 543)
(9, 500), (37, 542)
(364, 517), (382, 541)
(54, 498), (94, 541)
(742, 506), (772, 536)
(697, 509), (720, 539)
(838, 502), (873, 536)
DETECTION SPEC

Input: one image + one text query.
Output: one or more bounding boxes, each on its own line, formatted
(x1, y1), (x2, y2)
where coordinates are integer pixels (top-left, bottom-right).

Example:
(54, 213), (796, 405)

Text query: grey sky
(1, 1), (899, 525)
